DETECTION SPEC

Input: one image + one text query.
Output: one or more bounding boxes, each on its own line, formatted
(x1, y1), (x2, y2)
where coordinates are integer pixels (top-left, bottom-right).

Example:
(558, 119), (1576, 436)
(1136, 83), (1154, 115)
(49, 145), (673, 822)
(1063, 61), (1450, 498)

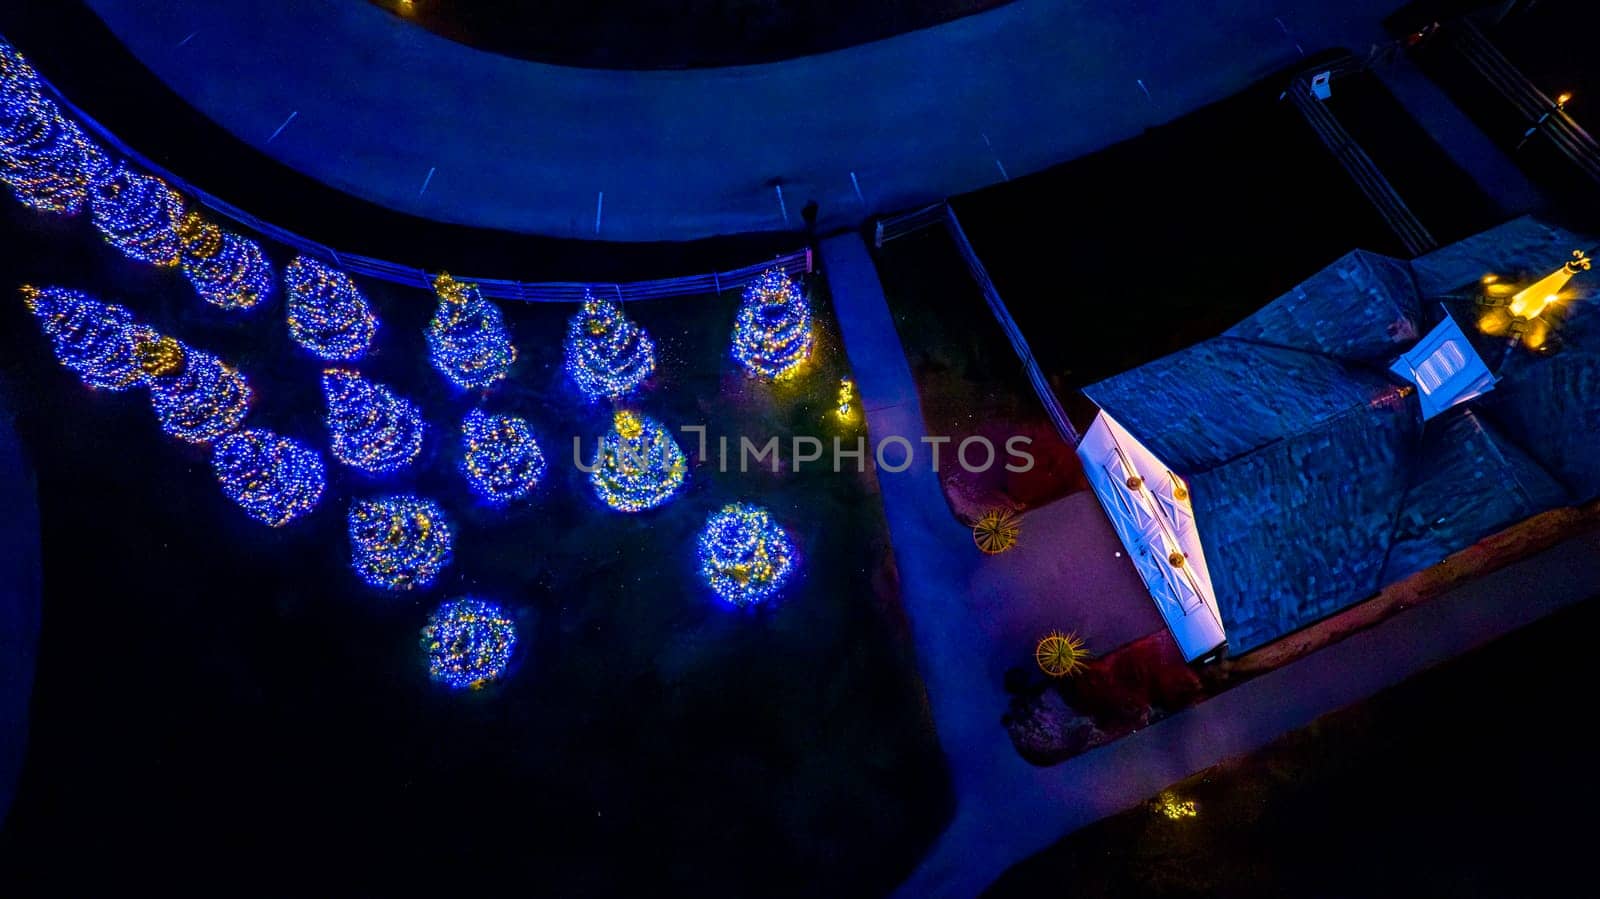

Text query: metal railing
(873, 203), (944, 247)
(1286, 58), (1439, 256)
(943, 204), (1082, 446)
(1451, 18), (1600, 186)
(23, 54), (808, 302)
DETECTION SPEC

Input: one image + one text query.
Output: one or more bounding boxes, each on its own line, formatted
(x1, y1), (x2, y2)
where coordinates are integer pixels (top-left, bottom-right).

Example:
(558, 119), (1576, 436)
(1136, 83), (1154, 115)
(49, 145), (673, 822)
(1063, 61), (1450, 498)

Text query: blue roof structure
(1086, 217), (1599, 654)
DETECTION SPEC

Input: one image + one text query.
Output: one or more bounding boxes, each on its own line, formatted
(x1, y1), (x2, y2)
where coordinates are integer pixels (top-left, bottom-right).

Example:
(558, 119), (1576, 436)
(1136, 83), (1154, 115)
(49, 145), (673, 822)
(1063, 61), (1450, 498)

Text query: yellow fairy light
(133, 333), (186, 378)
(1153, 791), (1198, 820)
(1507, 250), (1591, 319)
(613, 409), (643, 440)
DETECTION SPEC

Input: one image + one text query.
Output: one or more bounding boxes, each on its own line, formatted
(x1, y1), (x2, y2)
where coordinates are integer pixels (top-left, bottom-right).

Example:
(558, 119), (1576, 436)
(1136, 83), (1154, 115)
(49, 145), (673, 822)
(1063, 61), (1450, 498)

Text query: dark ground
(870, 225), (1083, 520)
(1411, 0), (1600, 215)
(952, 58), (1500, 391)
(0, 191), (949, 895)
(986, 593), (1599, 898)
(368, 0), (1013, 69)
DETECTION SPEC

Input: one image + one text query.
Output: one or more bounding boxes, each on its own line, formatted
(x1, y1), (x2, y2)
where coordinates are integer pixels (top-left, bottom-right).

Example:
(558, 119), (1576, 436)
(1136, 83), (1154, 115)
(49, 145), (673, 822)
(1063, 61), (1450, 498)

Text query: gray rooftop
(1086, 217), (1598, 653)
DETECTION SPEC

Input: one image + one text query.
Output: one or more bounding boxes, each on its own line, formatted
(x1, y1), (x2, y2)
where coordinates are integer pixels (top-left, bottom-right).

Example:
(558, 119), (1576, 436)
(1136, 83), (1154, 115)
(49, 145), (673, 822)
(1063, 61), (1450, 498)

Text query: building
(1078, 217), (1599, 661)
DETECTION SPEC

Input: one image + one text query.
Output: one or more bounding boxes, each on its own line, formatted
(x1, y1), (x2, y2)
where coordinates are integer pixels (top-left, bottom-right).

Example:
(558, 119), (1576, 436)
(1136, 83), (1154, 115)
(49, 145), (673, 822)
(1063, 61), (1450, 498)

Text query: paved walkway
(68, 0), (1410, 240)
(823, 232), (1600, 898)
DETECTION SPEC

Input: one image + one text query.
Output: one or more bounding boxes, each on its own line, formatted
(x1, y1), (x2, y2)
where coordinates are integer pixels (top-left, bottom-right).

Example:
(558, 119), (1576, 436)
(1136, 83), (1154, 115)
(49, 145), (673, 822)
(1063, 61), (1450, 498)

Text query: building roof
(1085, 217), (1598, 654)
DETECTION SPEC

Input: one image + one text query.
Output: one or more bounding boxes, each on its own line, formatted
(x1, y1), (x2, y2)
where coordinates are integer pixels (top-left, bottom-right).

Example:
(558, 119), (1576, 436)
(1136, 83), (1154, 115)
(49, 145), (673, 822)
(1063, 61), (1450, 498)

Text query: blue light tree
(460, 409), (546, 504)
(426, 272), (516, 390)
(732, 269), (813, 380)
(177, 211), (274, 311)
(588, 409), (686, 512)
(21, 285), (148, 390)
(564, 291), (656, 399)
(2, 102), (110, 216)
(422, 597), (518, 690)
(696, 503), (798, 606)
(89, 164), (185, 266)
(285, 256), (377, 361)
(321, 368), (426, 474)
(348, 495), (454, 591)
(146, 343), (253, 445)
(211, 428), (327, 527)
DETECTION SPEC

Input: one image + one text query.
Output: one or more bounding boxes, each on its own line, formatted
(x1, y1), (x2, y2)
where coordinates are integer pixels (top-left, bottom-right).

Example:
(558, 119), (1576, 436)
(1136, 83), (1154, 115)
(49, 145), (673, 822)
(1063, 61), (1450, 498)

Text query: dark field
(0, 196), (949, 895)
(953, 61), (1407, 388)
(987, 595), (1600, 898)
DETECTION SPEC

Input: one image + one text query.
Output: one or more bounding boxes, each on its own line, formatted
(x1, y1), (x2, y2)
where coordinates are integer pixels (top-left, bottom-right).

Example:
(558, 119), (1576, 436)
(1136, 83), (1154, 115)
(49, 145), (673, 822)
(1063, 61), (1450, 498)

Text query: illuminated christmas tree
(731, 268), (812, 380)
(422, 597), (517, 690)
(285, 256), (377, 361)
(1, 101), (109, 215)
(321, 368), (426, 474)
(696, 503), (797, 606)
(460, 409), (546, 504)
(1, 37), (41, 101)
(146, 341), (253, 445)
(89, 164), (184, 266)
(564, 291), (655, 399)
(211, 428), (327, 527)
(2, 42), (113, 215)
(20, 285), (148, 390)
(426, 272), (515, 390)
(588, 409), (686, 513)
(177, 211), (274, 311)
(348, 495), (454, 591)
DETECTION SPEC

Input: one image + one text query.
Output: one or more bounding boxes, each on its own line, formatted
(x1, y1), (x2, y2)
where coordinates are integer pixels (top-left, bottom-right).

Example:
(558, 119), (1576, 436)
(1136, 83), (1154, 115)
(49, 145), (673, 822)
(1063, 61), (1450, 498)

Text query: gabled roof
(1225, 249), (1422, 364)
(1185, 389), (1420, 652)
(1083, 218), (1597, 655)
(1382, 410), (1568, 583)
(1083, 338), (1407, 473)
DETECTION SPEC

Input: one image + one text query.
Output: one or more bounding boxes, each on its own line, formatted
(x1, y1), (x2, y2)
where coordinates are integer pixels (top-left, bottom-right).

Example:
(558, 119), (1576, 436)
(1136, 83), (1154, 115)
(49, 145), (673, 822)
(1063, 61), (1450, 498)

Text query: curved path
(0, 404), (42, 827)
(75, 0), (1405, 241)
(822, 233), (1600, 897)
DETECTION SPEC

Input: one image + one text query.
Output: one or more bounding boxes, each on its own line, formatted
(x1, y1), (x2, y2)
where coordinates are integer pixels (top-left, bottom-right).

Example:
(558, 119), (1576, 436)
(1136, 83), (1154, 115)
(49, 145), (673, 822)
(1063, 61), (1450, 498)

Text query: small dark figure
(801, 199), (819, 240)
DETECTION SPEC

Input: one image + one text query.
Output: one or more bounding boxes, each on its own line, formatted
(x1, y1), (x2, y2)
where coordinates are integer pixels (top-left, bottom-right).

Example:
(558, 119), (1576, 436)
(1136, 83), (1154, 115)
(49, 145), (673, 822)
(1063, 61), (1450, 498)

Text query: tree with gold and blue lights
(285, 256), (377, 361)
(564, 291), (656, 399)
(589, 409), (686, 512)
(1, 102), (109, 216)
(422, 597), (517, 690)
(20, 285), (149, 390)
(426, 272), (516, 390)
(89, 164), (185, 267)
(177, 211), (274, 311)
(348, 495), (454, 591)
(144, 340), (254, 445)
(460, 409), (546, 504)
(321, 368), (426, 474)
(212, 427), (327, 527)
(697, 503), (797, 606)
(1, 38), (40, 104)
(3, 41), (110, 216)
(732, 268), (813, 380)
